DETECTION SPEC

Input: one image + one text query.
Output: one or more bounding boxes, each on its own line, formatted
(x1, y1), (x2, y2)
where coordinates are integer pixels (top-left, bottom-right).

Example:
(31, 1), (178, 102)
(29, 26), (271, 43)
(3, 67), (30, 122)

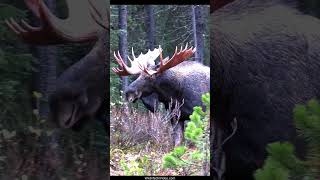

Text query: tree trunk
(119, 5), (128, 95)
(31, 0), (57, 120)
(192, 5), (205, 63)
(145, 5), (156, 50)
(36, 45), (57, 118)
(30, 0), (60, 178)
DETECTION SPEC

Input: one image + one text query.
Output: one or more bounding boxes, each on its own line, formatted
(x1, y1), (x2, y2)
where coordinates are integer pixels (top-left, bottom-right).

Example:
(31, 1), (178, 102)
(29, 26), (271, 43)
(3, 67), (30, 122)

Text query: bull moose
(211, 0), (320, 179)
(112, 45), (210, 146)
(5, 0), (109, 132)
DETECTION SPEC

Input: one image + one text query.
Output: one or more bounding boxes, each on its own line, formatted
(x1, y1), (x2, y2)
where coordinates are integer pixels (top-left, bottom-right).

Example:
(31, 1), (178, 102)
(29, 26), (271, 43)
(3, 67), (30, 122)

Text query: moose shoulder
(112, 45), (210, 146)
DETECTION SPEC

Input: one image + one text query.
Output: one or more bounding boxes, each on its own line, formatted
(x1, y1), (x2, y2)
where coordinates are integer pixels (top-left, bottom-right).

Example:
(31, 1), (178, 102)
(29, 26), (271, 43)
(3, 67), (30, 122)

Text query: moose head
(112, 44), (196, 105)
(5, 0), (109, 130)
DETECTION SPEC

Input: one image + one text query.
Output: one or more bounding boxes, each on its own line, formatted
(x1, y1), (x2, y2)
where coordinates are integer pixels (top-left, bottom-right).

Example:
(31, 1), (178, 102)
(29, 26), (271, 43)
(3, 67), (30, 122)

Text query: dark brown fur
(125, 61), (210, 145)
(211, 0), (320, 179)
(49, 30), (109, 132)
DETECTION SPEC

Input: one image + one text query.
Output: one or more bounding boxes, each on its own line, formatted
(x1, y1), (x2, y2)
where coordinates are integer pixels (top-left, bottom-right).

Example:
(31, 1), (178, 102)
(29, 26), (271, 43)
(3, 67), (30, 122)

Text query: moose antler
(113, 44), (196, 76)
(5, 0), (107, 45)
(112, 47), (161, 76)
(152, 44), (196, 75)
(89, 0), (109, 30)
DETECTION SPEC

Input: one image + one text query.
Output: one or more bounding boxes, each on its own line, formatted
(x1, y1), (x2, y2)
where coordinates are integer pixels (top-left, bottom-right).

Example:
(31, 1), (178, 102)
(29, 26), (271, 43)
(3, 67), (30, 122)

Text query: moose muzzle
(125, 89), (142, 103)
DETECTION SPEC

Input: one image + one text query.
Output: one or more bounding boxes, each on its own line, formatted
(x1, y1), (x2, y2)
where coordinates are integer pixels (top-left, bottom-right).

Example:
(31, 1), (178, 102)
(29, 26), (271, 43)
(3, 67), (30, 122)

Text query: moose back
(211, 0), (320, 179)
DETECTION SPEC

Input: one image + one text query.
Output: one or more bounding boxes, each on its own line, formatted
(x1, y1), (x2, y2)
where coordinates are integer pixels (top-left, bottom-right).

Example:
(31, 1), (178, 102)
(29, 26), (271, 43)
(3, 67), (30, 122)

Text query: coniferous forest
(0, 0), (320, 179)
(110, 5), (210, 176)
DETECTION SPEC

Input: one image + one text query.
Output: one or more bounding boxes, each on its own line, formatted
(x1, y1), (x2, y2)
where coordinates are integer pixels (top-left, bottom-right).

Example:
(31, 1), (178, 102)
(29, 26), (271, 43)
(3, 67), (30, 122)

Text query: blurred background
(0, 0), (320, 178)
(0, 0), (107, 179)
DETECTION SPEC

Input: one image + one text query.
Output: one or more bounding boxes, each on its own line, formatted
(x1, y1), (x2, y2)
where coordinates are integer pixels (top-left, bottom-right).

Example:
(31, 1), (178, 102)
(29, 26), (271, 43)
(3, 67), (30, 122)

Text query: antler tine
(112, 50), (145, 76)
(132, 47), (137, 59)
(5, 18), (24, 34)
(117, 51), (132, 70)
(5, 20), (17, 34)
(5, 17), (59, 45)
(113, 51), (122, 65)
(192, 47), (197, 53)
(155, 44), (196, 75)
(88, 0), (109, 30)
(5, 0), (104, 45)
(112, 51), (129, 76)
(179, 43), (188, 54)
(184, 43), (188, 51)
(159, 46), (163, 64)
(20, 19), (39, 32)
(128, 56), (133, 63)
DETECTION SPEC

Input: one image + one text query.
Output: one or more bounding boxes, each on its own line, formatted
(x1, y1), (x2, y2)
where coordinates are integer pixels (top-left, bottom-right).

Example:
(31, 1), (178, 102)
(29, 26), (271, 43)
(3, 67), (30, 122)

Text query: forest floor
(110, 105), (202, 176)
(110, 143), (187, 176)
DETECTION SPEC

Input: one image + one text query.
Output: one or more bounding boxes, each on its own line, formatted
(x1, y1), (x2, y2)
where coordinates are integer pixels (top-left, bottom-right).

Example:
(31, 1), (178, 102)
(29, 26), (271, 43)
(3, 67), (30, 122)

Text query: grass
(110, 103), (187, 176)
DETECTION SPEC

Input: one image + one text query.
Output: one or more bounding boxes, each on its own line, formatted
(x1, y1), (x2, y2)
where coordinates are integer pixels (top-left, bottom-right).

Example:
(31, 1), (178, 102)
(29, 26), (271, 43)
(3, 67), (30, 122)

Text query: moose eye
(150, 74), (156, 80)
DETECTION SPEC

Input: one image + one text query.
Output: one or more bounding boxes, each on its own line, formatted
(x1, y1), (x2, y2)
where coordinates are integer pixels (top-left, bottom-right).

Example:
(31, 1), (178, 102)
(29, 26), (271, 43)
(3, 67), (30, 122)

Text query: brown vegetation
(110, 103), (187, 176)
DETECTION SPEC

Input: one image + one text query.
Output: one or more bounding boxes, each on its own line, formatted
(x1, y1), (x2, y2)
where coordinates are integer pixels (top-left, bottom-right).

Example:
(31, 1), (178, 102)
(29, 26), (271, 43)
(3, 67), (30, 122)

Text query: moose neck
(153, 69), (184, 109)
(58, 29), (108, 83)
(94, 29), (109, 63)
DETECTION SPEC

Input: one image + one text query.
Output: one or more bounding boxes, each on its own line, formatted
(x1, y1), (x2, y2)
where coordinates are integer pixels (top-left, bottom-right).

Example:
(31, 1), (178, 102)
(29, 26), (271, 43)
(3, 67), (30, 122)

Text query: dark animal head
(112, 44), (196, 104)
(125, 72), (155, 103)
(6, 0), (109, 129)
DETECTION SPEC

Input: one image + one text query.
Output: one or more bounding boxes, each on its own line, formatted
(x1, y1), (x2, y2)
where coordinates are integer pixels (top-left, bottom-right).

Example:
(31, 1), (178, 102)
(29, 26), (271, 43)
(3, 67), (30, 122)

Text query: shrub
(255, 99), (320, 180)
(162, 93), (210, 176)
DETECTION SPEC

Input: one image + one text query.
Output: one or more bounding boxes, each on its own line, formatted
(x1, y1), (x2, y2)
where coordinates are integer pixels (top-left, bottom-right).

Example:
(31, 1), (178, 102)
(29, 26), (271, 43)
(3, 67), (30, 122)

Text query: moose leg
(172, 120), (184, 146)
